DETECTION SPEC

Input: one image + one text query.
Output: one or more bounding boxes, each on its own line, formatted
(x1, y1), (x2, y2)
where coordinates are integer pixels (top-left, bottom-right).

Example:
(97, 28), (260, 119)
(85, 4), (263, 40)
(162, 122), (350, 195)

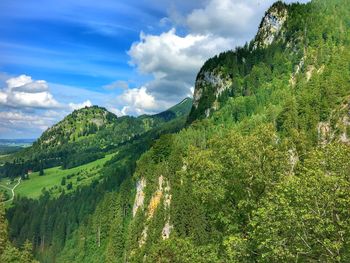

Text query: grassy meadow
(0, 153), (115, 200)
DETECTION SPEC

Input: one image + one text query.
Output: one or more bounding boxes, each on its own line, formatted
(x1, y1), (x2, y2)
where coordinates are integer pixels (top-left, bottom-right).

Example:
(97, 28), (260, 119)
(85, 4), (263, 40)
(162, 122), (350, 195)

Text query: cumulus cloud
(129, 29), (208, 77)
(118, 0), (311, 115)
(0, 110), (59, 136)
(127, 28), (233, 111)
(111, 86), (157, 116)
(0, 74), (101, 138)
(186, 0), (258, 38)
(69, 100), (93, 110)
(6, 74), (48, 93)
(0, 74), (60, 108)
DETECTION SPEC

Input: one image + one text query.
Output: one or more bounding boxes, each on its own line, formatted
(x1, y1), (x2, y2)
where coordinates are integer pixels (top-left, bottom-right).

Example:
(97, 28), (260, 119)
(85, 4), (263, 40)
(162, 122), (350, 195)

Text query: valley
(1, 153), (114, 200)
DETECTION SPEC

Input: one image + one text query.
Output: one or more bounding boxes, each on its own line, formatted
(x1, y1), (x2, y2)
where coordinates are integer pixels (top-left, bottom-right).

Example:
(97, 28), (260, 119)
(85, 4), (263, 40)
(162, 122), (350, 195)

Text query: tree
(66, 182), (73, 190)
(39, 168), (44, 176)
(0, 195), (8, 255)
(0, 195), (38, 262)
(61, 177), (66, 186)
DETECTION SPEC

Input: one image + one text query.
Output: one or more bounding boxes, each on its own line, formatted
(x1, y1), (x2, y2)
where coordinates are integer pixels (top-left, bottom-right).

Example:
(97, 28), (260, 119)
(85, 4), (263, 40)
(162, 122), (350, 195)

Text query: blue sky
(0, 0), (309, 138)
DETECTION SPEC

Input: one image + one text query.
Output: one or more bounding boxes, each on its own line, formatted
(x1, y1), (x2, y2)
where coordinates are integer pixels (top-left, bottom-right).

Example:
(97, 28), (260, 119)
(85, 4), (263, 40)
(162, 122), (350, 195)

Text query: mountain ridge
(0, 97), (192, 178)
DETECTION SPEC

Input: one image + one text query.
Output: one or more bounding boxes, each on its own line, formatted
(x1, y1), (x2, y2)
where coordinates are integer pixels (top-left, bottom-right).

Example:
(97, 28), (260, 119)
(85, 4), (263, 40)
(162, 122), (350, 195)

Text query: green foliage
(5, 98), (191, 262)
(0, 99), (192, 179)
(249, 144), (350, 262)
(0, 195), (38, 262)
(146, 238), (220, 263)
(5, 1), (350, 262)
(112, 0), (350, 261)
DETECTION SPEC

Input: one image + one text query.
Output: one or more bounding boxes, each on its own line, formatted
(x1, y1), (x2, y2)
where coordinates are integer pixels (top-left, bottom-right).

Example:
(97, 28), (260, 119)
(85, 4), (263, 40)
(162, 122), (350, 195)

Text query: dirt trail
(0, 178), (21, 203)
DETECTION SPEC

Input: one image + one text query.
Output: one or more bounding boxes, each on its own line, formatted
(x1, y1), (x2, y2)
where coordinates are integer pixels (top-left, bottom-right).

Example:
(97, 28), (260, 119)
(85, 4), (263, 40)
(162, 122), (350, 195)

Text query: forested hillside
(5, 0), (350, 262)
(4, 98), (192, 262)
(0, 98), (192, 179)
(0, 195), (38, 262)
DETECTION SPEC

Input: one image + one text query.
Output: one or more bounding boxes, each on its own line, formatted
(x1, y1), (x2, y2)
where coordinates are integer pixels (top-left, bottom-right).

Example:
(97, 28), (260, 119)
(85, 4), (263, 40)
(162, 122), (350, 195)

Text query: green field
(0, 153), (115, 200)
(0, 177), (18, 189)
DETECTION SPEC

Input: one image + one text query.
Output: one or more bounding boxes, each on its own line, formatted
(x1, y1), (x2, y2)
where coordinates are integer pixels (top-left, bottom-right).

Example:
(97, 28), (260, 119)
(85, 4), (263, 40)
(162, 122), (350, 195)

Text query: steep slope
(5, 98), (193, 262)
(189, 1), (296, 122)
(0, 197), (38, 262)
(51, 0), (350, 262)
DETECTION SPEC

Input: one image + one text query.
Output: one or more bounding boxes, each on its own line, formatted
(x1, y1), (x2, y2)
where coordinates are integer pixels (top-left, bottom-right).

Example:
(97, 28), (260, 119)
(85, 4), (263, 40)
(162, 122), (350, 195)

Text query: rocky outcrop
(190, 3), (288, 121)
(138, 175), (173, 246)
(193, 71), (232, 109)
(253, 3), (288, 49)
(132, 178), (146, 217)
(318, 98), (350, 146)
(192, 69), (233, 119)
(318, 122), (333, 145)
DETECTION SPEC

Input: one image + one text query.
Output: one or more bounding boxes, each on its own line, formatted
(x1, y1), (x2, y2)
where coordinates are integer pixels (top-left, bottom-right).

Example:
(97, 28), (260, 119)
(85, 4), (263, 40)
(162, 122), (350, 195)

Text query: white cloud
(120, 0), (311, 115)
(114, 86), (157, 115)
(127, 28), (233, 111)
(186, 0), (258, 38)
(7, 91), (59, 108)
(0, 91), (6, 104)
(0, 110), (58, 134)
(6, 74), (32, 89)
(0, 74), (60, 108)
(69, 100), (93, 110)
(129, 29), (207, 77)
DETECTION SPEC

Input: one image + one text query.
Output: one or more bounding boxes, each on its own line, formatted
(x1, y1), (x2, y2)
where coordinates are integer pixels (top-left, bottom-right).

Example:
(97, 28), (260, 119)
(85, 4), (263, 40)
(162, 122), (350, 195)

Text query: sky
(0, 0), (309, 139)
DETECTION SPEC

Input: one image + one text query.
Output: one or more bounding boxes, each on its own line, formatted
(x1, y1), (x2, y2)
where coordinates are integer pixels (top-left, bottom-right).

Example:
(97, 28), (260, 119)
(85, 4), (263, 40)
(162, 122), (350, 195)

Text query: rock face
(132, 178), (146, 217)
(193, 71), (232, 110)
(191, 68), (234, 120)
(318, 98), (350, 145)
(253, 3), (288, 49)
(135, 175), (173, 246)
(189, 2), (288, 121)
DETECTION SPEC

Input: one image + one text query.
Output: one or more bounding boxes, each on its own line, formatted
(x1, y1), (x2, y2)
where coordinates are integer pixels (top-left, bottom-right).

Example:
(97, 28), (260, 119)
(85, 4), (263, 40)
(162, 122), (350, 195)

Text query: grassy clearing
(0, 177), (18, 189)
(0, 178), (17, 205)
(8, 153), (114, 199)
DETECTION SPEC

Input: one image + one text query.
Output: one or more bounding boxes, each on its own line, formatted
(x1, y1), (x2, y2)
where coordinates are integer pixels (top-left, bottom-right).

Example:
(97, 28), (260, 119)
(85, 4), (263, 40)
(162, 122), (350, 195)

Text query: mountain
(4, 0), (350, 262)
(37, 106), (118, 149)
(0, 98), (192, 178)
(37, 99), (193, 151)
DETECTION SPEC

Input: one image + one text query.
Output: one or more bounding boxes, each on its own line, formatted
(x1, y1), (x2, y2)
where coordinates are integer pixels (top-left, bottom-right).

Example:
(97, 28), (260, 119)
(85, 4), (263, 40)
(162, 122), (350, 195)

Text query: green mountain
(0, 98), (192, 178)
(36, 98), (192, 153)
(4, 0), (350, 262)
(37, 106), (118, 149)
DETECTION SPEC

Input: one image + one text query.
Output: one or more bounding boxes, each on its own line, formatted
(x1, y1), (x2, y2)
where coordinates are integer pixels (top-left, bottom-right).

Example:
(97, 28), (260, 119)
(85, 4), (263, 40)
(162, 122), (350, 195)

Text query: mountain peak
(188, 1), (291, 122)
(36, 106), (117, 148)
(253, 1), (288, 49)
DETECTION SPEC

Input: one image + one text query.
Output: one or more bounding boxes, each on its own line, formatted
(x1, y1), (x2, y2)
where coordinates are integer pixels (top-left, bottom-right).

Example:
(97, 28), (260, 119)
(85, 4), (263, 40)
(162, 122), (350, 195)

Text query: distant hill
(0, 139), (34, 155)
(0, 98), (192, 178)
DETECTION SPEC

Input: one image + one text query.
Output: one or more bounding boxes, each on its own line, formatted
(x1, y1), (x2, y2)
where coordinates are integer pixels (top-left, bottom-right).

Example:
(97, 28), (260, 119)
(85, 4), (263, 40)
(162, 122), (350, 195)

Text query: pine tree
(0, 195), (8, 255)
